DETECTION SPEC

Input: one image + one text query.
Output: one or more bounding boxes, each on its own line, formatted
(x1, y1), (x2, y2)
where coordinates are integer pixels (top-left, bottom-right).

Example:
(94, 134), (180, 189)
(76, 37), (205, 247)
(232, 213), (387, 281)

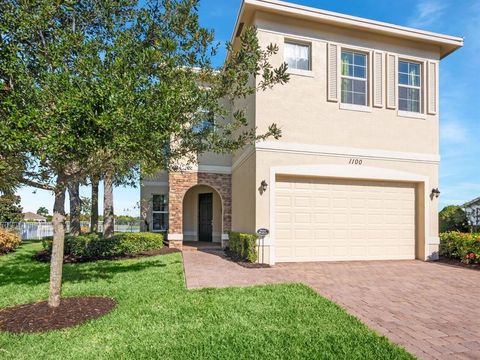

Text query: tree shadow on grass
(0, 249), (177, 287)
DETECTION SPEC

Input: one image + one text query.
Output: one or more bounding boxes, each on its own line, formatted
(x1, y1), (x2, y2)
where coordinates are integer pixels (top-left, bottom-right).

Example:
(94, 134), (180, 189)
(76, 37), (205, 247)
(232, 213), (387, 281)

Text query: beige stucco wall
(183, 185), (222, 242)
(231, 152), (256, 233)
(253, 12), (440, 155)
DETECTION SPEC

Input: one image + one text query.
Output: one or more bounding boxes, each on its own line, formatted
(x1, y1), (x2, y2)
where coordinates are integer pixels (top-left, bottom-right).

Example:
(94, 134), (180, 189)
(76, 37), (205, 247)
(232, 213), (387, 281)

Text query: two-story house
(140, 0), (463, 265)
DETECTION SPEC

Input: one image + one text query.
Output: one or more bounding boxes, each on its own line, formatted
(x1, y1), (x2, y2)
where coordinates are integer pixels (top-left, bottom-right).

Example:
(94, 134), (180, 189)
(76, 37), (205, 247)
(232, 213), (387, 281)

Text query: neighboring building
(463, 197), (480, 229)
(22, 212), (47, 223)
(140, 0), (463, 264)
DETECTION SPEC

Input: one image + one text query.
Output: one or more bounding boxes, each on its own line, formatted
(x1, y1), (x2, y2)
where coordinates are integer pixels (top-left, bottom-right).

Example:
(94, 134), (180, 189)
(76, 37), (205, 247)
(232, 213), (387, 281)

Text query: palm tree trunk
(68, 181), (81, 236)
(90, 176), (99, 233)
(103, 170), (114, 238)
(48, 177), (66, 307)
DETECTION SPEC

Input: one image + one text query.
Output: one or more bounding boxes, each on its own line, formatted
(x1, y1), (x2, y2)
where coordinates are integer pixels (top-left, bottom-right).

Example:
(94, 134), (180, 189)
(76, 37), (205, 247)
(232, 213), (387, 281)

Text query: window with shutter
(340, 50), (368, 106)
(398, 60), (422, 113)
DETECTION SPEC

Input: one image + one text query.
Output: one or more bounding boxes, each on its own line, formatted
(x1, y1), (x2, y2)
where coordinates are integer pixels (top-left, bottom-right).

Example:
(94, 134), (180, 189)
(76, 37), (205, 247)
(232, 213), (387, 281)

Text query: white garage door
(275, 176), (416, 262)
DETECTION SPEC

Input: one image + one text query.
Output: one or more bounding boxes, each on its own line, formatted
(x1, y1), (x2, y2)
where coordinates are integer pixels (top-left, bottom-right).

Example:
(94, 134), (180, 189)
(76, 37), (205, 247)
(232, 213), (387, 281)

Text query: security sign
(256, 228), (269, 237)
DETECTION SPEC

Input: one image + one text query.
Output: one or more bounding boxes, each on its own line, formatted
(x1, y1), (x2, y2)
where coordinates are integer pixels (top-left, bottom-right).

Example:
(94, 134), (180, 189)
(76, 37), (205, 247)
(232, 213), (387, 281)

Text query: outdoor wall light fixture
(431, 188), (441, 198)
(260, 180), (268, 192)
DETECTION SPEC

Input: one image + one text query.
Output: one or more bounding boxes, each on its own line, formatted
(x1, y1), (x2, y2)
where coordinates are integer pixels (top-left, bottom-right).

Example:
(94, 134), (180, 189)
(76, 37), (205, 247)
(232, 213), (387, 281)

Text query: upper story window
(284, 42), (310, 71)
(398, 60), (421, 113)
(341, 51), (367, 106)
(152, 194), (168, 232)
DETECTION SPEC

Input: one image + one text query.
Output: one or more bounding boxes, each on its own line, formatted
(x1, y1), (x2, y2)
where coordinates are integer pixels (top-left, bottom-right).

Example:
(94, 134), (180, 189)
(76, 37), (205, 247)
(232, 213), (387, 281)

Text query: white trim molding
(232, 146), (255, 171)
(234, 0), (463, 59)
(257, 141), (440, 164)
(142, 181), (168, 187)
(268, 164), (431, 265)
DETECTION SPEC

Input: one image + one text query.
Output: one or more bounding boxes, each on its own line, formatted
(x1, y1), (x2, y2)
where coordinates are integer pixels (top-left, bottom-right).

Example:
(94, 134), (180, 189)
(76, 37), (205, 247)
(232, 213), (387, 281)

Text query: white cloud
(440, 120), (468, 144)
(407, 0), (448, 28)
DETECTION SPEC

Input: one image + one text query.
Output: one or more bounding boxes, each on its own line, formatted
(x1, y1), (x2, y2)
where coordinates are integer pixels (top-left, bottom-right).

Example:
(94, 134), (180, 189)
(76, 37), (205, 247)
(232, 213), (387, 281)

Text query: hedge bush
(0, 228), (21, 254)
(228, 231), (257, 263)
(42, 232), (164, 260)
(439, 232), (480, 264)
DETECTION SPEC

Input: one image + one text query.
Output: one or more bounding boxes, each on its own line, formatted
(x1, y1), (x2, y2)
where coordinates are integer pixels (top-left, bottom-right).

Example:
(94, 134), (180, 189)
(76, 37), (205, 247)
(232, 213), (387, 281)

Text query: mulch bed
(33, 247), (180, 264)
(223, 249), (271, 268)
(0, 296), (117, 333)
(435, 257), (480, 271)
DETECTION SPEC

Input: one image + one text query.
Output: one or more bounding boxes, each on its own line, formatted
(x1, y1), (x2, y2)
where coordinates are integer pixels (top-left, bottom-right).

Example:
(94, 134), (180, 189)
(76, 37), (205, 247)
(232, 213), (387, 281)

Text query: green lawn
(0, 242), (413, 359)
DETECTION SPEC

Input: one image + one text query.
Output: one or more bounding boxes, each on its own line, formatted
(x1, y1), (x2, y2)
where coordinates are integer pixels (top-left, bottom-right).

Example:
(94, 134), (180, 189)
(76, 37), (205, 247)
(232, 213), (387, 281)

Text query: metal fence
(0, 221), (141, 240)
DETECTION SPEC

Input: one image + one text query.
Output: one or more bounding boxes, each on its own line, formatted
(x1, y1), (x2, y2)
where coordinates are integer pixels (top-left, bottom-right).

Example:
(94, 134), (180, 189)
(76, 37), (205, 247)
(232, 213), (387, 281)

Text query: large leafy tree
(0, 0), (288, 308)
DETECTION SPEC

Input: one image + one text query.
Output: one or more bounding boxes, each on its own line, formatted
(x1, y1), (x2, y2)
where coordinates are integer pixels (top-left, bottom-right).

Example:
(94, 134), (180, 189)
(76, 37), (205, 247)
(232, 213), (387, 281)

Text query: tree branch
(20, 178), (54, 191)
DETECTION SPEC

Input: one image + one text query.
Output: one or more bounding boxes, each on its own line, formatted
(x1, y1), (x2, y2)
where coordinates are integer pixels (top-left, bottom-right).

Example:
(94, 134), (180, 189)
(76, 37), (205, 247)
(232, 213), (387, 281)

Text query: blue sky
(17, 0), (480, 215)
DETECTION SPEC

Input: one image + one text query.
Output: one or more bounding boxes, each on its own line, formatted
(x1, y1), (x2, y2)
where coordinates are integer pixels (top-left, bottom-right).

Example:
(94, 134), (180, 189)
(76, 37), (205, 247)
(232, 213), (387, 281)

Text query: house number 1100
(348, 158), (363, 165)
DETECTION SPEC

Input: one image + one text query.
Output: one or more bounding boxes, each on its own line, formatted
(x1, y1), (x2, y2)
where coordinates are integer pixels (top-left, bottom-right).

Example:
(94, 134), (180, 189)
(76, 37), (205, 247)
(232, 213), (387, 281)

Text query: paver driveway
(183, 249), (480, 360)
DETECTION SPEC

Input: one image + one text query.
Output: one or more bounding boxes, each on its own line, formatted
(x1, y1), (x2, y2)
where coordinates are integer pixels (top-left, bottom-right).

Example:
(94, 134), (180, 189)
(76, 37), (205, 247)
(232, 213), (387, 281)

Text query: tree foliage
(439, 205), (469, 233)
(37, 207), (49, 217)
(0, 193), (23, 223)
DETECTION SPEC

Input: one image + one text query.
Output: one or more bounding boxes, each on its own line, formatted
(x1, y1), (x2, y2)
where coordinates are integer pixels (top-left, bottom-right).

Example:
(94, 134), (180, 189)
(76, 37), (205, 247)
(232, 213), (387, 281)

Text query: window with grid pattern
(341, 51), (368, 106)
(152, 195), (168, 232)
(398, 60), (421, 113)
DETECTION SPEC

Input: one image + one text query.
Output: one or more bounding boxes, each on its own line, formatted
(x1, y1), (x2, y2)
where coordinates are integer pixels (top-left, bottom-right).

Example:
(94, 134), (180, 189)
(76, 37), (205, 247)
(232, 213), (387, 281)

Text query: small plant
(439, 232), (480, 264)
(228, 231), (258, 263)
(0, 228), (21, 254)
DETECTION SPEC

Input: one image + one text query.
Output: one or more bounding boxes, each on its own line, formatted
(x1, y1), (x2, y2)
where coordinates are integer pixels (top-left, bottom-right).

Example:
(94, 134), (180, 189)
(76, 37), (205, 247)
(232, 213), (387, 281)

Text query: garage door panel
(275, 176), (416, 262)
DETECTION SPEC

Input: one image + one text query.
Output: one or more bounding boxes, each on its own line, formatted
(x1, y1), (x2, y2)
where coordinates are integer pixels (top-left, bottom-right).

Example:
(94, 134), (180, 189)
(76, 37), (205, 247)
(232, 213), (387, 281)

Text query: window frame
(284, 40), (312, 72)
(151, 194), (168, 233)
(397, 59), (423, 114)
(340, 49), (369, 107)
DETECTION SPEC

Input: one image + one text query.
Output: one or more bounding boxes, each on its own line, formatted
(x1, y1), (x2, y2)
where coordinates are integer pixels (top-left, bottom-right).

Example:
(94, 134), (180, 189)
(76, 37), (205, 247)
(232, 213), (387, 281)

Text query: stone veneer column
(168, 171), (231, 249)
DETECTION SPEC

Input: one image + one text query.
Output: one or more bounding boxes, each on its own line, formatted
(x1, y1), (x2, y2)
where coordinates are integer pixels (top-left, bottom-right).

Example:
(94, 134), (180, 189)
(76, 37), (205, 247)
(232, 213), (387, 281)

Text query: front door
(198, 193), (213, 242)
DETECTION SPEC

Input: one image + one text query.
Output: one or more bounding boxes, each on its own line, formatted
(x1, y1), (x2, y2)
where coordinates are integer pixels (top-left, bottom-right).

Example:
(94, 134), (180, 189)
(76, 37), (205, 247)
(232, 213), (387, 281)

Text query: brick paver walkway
(183, 250), (480, 360)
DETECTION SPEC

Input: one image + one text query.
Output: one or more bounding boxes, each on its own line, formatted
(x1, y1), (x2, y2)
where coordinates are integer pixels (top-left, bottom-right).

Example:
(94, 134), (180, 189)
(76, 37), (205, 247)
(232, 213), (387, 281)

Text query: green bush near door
(228, 231), (258, 263)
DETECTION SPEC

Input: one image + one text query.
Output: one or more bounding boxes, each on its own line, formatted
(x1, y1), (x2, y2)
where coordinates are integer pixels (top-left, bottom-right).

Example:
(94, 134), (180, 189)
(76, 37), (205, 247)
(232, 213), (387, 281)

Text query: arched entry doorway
(182, 185), (223, 243)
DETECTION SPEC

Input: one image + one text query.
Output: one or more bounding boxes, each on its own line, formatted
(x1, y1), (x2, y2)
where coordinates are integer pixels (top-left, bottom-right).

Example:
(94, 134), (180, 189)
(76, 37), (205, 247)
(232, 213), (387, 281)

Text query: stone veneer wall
(168, 172), (232, 244)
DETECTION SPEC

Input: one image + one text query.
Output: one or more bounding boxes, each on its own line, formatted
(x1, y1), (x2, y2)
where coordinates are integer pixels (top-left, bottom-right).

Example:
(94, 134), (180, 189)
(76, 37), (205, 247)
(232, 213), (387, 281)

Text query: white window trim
(152, 194), (168, 233)
(284, 40), (312, 71)
(287, 68), (314, 77)
(398, 59), (424, 114)
(397, 110), (426, 119)
(339, 103), (372, 113)
(340, 49), (369, 107)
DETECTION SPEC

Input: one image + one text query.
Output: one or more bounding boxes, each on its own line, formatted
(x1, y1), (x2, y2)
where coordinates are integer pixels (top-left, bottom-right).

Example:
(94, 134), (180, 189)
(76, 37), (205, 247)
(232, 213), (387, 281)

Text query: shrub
(0, 228), (21, 254)
(439, 205), (469, 233)
(439, 232), (480, 264)
(228, 231), (257, 263)
(42, 232), (164, 260)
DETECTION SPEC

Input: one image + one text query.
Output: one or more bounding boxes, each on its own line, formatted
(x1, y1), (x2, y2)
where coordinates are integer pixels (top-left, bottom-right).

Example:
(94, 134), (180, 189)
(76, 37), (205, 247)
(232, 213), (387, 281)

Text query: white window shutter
(327, 43), (339, 102)
(373, 51), (385, 108)
(386, 53), (397, 109)
(427, 61), (438, 115)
